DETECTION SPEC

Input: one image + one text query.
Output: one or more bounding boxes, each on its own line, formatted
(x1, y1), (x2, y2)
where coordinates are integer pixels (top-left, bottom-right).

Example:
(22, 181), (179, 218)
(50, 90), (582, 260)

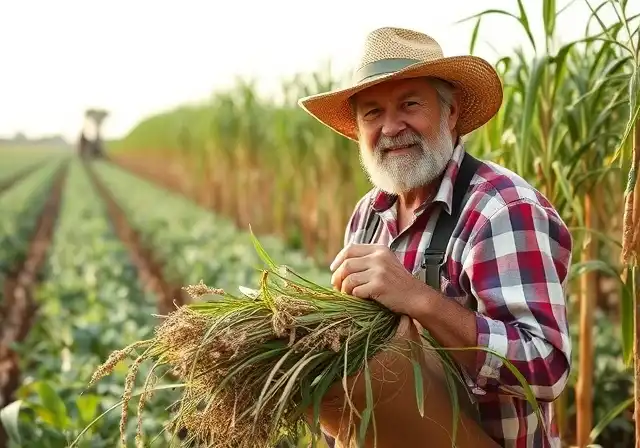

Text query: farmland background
(0, 0), (639, 447)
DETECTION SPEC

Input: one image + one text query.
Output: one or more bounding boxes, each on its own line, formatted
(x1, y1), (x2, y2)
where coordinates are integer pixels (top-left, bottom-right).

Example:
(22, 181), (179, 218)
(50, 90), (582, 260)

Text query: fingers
(331, 256), (369, 290)
(341, 270), (372, 295)
(330, 243), (382, 272)
(398, 315), (412, 333)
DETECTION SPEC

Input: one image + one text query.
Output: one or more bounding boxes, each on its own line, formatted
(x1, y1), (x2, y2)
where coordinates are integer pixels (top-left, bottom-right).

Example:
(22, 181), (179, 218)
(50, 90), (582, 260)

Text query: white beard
(358, 112), (454, 195)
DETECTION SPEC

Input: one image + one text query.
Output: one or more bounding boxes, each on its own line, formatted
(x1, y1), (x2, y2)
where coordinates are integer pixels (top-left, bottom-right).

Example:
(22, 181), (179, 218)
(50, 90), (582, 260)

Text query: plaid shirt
(329, 143), (572, 448)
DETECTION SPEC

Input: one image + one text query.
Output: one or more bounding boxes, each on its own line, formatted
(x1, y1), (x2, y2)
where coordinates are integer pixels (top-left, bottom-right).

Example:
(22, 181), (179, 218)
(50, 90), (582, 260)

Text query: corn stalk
(576, 192), (597, 445)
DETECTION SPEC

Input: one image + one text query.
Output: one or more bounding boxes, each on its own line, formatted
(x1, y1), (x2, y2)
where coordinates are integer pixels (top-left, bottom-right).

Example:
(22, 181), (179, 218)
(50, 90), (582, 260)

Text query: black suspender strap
(422, 152), (482, 307)
(361, 206), (381, 245)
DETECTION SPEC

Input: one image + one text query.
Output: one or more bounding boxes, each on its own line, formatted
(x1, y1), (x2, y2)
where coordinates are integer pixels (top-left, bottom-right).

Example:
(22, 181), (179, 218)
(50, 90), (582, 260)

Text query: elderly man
(297, 27), (572, 448)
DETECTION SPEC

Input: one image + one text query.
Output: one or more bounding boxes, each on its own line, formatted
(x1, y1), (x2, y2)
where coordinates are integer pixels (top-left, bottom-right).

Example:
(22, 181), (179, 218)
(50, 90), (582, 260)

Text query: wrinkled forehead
(350, 77), (437, 108)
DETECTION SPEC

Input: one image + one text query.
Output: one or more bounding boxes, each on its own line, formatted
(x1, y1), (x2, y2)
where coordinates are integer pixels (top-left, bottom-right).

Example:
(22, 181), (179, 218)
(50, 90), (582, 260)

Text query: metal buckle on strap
(422, 249), (445, 267)
(422, 249), (445, 290)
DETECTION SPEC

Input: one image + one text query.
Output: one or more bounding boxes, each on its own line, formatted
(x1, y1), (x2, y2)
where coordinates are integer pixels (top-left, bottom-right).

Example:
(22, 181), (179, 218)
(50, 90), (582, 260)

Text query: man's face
(352, 77), (458, 195)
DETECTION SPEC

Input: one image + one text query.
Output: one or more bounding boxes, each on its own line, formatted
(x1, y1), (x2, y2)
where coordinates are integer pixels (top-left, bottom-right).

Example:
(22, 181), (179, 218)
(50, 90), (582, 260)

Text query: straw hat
(298, 27), (503, 141)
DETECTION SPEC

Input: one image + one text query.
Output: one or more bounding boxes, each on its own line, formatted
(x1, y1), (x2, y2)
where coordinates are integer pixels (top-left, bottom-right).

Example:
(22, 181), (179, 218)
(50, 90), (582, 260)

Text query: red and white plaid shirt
(339, 143), (572, 447)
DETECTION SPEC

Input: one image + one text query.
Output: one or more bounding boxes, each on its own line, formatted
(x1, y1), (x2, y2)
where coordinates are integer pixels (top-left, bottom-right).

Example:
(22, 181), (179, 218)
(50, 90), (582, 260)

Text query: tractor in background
(78, 108), (108, 159)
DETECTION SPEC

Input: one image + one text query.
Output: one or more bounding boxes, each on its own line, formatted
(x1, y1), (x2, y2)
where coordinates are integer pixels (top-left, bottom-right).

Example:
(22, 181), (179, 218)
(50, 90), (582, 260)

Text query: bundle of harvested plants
(79, 232), (543, 448)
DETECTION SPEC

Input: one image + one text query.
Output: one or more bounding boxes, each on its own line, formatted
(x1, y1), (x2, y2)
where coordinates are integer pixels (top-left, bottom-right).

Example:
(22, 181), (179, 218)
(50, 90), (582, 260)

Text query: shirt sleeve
(461, 198), (573, 402)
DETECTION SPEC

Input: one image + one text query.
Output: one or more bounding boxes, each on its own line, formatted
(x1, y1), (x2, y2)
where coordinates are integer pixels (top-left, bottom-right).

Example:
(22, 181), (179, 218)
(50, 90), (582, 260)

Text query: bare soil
(83, 160), (188, 316)
(0, 161), (68, 447)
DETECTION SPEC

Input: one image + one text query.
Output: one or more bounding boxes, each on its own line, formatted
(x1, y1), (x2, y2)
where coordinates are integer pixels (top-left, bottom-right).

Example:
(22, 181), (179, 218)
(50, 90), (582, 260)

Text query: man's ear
(447, 88), (461, 134)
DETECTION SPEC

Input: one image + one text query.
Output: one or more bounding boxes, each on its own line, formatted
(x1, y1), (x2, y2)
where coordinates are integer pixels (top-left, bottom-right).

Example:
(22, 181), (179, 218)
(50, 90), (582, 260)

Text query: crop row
(2, 157), (334, 447)
(6, 160), (179, 447)
(91, 160), (332, 293)
(0, 159), (65, 305)
(0, 149), (65, 186)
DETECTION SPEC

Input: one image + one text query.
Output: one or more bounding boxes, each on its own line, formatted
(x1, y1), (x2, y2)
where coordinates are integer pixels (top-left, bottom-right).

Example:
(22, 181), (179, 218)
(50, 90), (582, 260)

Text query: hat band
(354, 58), (420, 84)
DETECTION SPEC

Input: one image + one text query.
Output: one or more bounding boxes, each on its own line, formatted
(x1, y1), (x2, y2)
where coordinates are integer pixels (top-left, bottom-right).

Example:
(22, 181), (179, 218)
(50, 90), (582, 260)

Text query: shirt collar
(369, 142), (467, 216)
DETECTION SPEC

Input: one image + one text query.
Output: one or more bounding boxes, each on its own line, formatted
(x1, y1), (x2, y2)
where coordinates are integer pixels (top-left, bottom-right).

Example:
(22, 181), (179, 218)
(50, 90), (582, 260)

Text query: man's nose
(380, 111), (407, 137)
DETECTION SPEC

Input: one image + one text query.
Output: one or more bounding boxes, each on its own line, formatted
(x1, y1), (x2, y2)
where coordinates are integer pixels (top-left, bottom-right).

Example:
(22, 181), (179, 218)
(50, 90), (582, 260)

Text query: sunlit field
(0, 0), (638, 446)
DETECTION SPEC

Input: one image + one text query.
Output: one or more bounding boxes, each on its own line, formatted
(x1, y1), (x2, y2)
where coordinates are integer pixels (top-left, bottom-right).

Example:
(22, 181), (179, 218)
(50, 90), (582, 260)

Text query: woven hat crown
(354, 28), (444, 83)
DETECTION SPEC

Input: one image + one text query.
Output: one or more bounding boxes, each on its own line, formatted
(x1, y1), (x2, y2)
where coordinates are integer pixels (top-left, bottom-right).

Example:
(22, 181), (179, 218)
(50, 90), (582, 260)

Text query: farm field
(0, 0), (638, 447)
(0, 151), (331, 447)
(3, 158), (178, 447)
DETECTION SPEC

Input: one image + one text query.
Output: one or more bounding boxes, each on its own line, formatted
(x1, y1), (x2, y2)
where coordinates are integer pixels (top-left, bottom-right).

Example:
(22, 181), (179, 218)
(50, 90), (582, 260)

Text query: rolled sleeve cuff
(464, 313), (509, 395)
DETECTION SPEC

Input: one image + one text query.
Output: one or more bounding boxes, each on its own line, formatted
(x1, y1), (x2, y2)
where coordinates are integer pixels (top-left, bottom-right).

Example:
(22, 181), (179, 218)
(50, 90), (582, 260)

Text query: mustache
(375, 131), (426, 152)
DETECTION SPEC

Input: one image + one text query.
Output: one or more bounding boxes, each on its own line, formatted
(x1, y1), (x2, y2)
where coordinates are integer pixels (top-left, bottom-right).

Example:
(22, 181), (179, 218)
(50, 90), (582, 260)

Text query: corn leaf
(0, 400), (22, 445)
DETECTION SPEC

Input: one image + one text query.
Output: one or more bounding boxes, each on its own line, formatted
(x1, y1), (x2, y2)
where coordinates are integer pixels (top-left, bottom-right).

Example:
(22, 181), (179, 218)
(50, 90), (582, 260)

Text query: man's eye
(364, 109), (380, 117)
(404, 101), (419, 107)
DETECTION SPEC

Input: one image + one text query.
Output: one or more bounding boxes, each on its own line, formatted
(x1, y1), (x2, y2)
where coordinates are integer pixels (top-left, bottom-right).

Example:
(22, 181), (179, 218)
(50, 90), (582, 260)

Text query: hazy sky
(0, 0), (621, 141)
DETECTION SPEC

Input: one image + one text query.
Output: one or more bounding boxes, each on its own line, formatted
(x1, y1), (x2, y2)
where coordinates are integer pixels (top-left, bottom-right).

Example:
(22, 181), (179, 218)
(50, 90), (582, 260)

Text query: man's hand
(330, 243), (480, 376)
(329, 243), (428, 316)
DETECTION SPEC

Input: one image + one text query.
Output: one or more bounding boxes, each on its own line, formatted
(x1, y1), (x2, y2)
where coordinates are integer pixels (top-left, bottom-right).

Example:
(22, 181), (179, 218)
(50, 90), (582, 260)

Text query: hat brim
(297, 55), (503, 141)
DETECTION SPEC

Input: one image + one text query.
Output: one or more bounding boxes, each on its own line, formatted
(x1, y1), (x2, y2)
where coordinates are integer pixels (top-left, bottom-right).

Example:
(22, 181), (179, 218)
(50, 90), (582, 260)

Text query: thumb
(393, 315), (414, 340)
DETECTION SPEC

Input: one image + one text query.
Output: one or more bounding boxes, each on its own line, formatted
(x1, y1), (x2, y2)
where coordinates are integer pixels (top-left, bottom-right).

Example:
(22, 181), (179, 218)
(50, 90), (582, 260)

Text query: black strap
(423, 152), (482, 309)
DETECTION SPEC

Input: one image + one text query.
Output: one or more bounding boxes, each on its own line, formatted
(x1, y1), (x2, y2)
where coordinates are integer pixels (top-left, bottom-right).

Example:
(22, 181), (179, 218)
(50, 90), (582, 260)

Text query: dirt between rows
(83, 161), (189, 317)
(84, 161), (208, 443)
(0, 161), (68, 447)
